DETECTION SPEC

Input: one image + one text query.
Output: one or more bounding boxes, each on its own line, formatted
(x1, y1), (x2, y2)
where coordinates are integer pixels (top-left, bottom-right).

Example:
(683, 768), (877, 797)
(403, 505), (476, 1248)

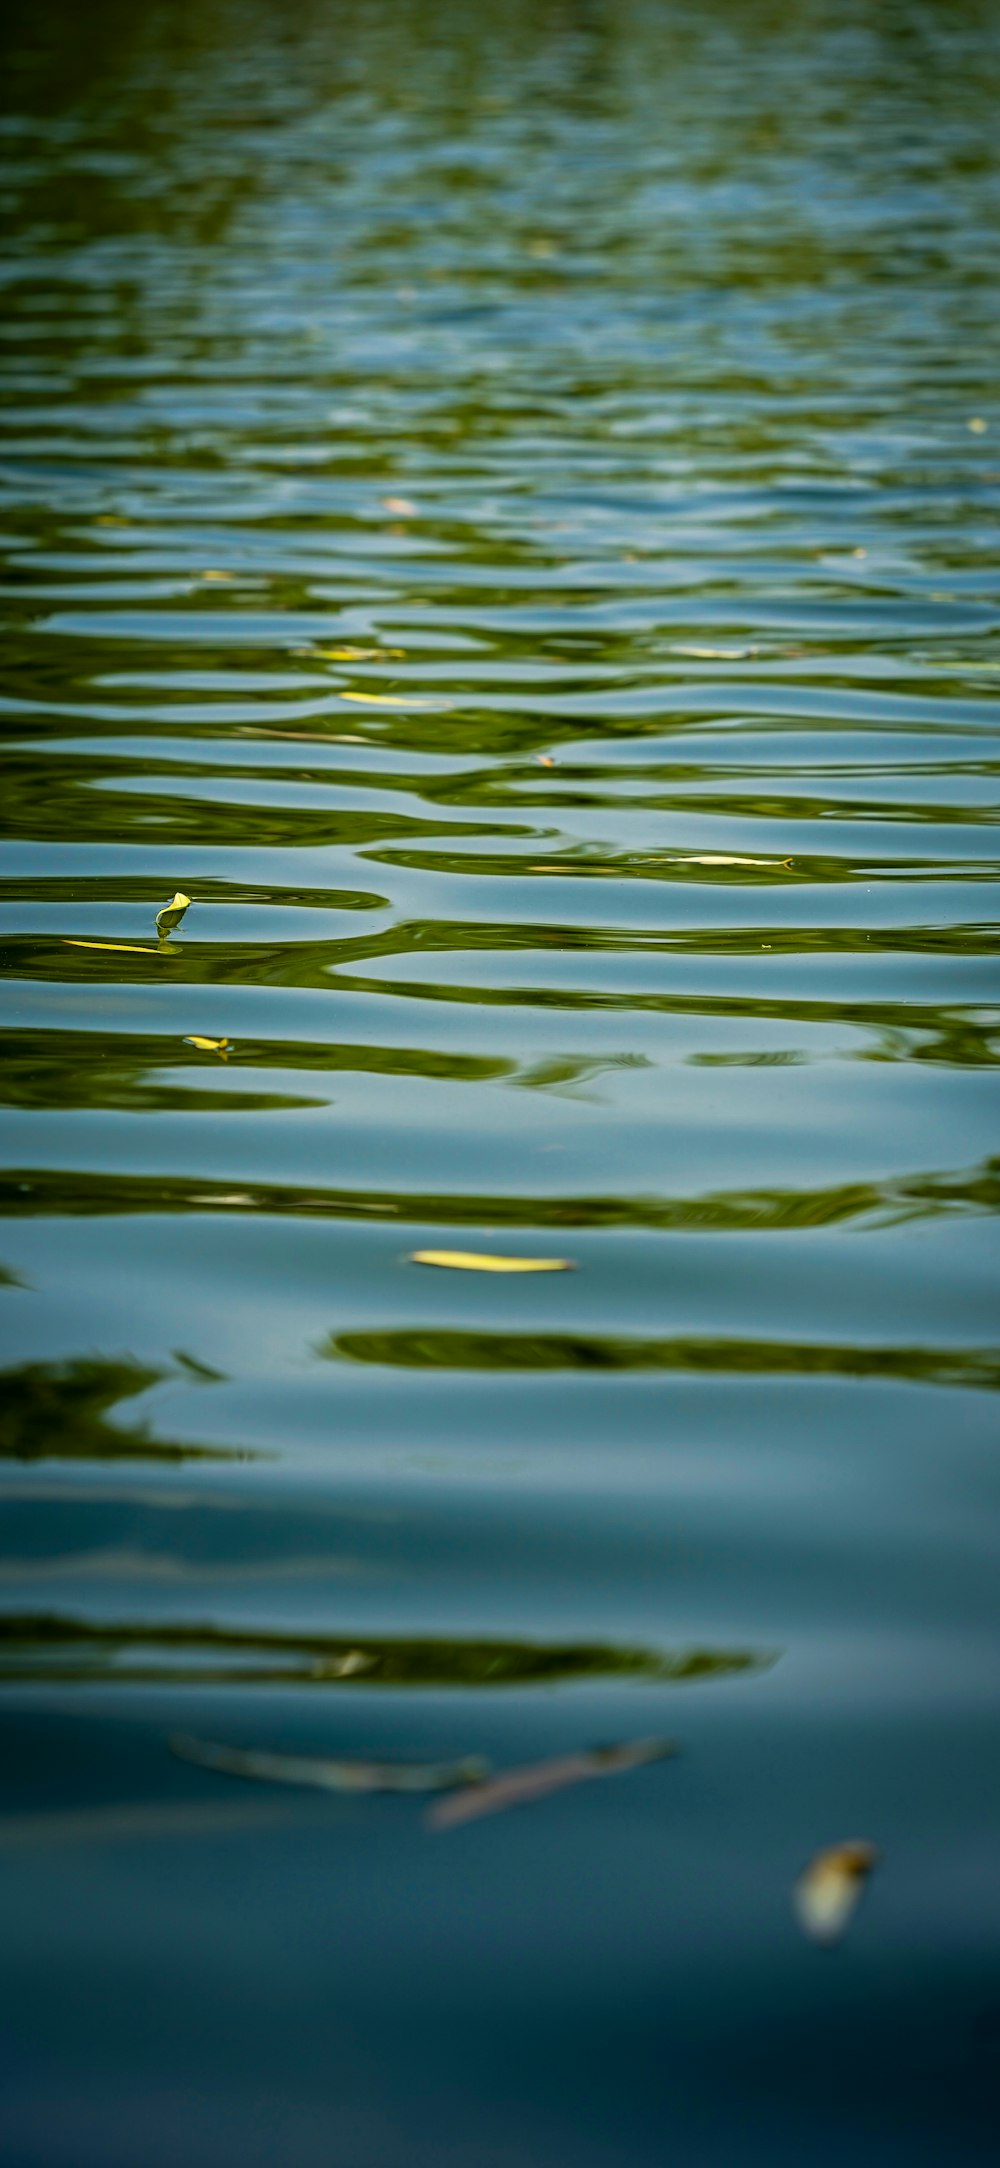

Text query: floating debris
(171, 1734), (489, 1796)
(427, 1738), (676, 1831)
(968, 417), (988, 434)
(671, 644), (757, 661)
(239, 726), (369, 743)
(408, 1249), (574, 1273)
(308, 646), (407, 662)
(65, 940), (157, 955)
(156, 892), (191, 938)
(183, 1036), (231, 1058)
(793, 1840), (879, 1945)
(683, 854), (767, 869)
(382, 496), (417, 517)
(340, 691), (441, 709)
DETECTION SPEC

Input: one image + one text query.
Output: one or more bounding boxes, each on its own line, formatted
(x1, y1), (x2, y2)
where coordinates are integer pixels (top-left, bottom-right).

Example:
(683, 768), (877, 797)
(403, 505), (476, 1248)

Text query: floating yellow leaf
(340, 692), (439, 708)
(672, 644), (756, 660)
(537, 753), (556, 767)
(793, 1840), (878, 1945)
(310, 646), (407, 661)
(201, 569), (232, 581)
(155, 891), (191, 937)
(239, 726), (368, 743)
(968, 417), (988, 434)
(184, 1036), (231, 1057)
(684, 854), (766, 868)
(65, 940), (157, 954)
(408, 1249), (574, 1273)
(382, 496), (417, 516)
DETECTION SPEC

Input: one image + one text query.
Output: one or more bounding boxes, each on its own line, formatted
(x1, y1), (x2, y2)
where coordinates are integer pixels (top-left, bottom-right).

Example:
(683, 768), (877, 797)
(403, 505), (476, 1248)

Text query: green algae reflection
(0, 1356), (241, 1464)
(0, 1614), (774, 1692)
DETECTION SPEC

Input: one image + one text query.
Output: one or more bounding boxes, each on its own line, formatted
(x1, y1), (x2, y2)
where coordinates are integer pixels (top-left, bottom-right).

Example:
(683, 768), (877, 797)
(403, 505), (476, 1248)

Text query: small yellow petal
(408, 1250), (574, 1273)
(184, 1036), (230, 1055)
(793, 1840), (878, 1945)
(672, 644), (756, 660)
(684, 854), (762, 867)
(340, 691), (439, 708)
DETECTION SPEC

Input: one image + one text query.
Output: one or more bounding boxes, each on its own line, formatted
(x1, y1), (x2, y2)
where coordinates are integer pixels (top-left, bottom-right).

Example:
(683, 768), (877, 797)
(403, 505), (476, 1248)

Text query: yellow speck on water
(793, 1841), (879, 1944)
(408, 1249), (574, 1273)
(341, 691), (440, 708)
(968, 417), (988, 433)
(184, 1036), (230, 1057)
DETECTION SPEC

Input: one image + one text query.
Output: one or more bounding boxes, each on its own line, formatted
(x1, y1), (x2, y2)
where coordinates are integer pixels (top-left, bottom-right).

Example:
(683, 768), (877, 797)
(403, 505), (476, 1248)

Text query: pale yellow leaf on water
(238, 726), (368, 743)
(684, 854), (765, 868)
(335, 646), (402, 660)
(968, 417), (988, 433)
(382, 496), (417, 516)
(340, 692), (440, 708)
(311, 645), (407, 661)
(202, 569), (232, 580)
(537, 753), (556, 767)
(184, 1036), (230, 1056)
(409, 1249), (574, 1273)
(155, 891), (191, 936)
(793, 1840), (878, 1945)
(65, 940), (157, 954)
(671, 644), (756, 660)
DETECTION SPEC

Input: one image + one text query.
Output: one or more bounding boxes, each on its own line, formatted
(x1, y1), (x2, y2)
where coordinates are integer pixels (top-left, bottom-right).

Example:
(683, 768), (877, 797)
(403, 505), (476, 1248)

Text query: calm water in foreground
(0, 3), (998, 2162)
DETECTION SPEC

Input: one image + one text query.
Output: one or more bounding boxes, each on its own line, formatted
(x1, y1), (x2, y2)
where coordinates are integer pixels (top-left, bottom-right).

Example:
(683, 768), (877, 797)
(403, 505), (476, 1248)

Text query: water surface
(1, 4), (999, 2163)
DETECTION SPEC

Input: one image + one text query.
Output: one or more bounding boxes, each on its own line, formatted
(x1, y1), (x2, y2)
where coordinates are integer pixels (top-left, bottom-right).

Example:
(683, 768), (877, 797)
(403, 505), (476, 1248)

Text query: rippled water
(1, 3), (999, 2162)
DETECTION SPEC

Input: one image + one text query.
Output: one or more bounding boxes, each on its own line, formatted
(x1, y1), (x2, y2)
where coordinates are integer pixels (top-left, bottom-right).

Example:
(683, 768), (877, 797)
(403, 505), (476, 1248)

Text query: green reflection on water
(3, 1160), (996, 1232)
(0, 1356), (241, 1463)
(0, 1612), (772, 1691)
(330, 1328), (1000, 1389)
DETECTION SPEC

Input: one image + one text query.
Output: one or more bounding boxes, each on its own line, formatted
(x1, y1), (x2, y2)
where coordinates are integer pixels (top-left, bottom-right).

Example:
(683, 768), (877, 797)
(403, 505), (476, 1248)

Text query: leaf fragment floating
(184, 1036), (231, 1058)
(171, 1734), (489, 1795)
(427, 1738), (675, 1831)
(381, 496), (417, 516)
(671, 644), (757, 660)
(408, 1249), (574, 1274)
(155, 891), (191, 937)
(793, 1839), (879, 1945)
(340, 691), (442, 709)
(65, 940), (157, 955)
(968, 417), (988, 434)
(308, 645), (407, 661)
(683, 854), (768, 868)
